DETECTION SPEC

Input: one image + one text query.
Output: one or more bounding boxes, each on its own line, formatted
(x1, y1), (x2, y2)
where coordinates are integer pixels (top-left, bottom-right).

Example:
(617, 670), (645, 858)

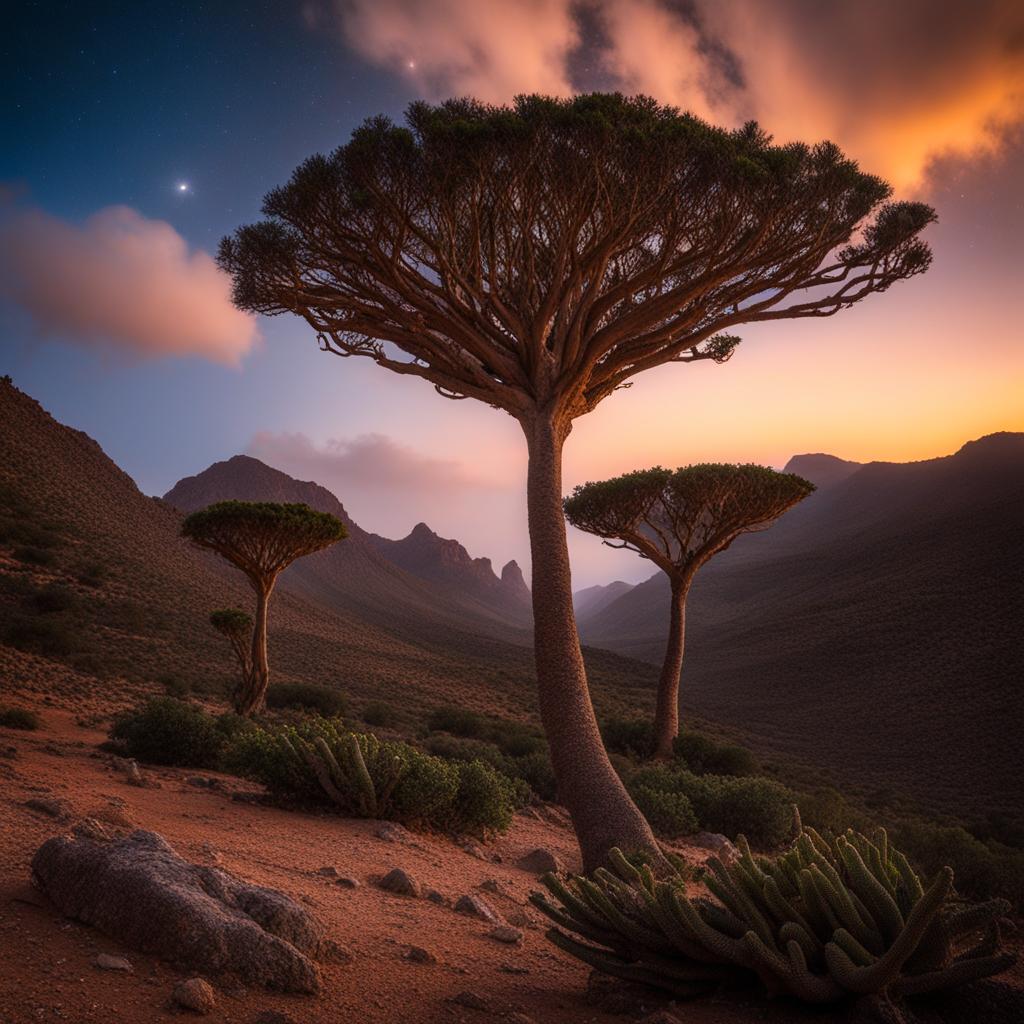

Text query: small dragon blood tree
(209, 608), (254, 701)
(182, 501), (346, 715)
(565, 464), (814, 758)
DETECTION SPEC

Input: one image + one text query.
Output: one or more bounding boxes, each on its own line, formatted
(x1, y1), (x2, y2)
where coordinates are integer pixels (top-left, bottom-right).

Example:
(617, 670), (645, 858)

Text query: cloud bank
(248, 431), (504, 493)
(0, 203), (257, 364)
(330, 0), (1024, 190)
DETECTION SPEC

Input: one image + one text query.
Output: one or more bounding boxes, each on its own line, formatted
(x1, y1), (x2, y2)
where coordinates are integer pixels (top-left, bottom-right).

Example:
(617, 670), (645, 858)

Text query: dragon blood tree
(565, 464), (814, 759)
(209, 608), (254, 699)
(217, 94), (934, 870)
(182, 502), (346, 715)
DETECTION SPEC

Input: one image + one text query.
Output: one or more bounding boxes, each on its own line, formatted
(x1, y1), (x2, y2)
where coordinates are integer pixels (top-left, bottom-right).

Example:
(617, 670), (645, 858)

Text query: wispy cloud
(322, 0), (1024, 191)
(0, 201), (257, 364)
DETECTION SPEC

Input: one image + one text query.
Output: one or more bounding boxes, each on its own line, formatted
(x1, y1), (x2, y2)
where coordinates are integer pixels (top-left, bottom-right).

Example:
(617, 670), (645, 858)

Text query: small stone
(171, 977), (216, 1014)
(24, 797), (72, 820)
(73, 818), (113, 843)
(316, 866), (339, 878)
(488, 925), (523, 945)
(454, 894), (501, 923)
(425, 889), (447, 905)
(456, 838), (490, 861)
(319, 938), (353, 964)
(500, 965), (530, 975)
(691, 832), (739, 862)
(404, 946), (436, 964)
(253, 1013), (296, 1024)
(479, 878), (504, 894)
(516, 848), (564, 875)
(451, 991), (488, 1011)
(378, 867), (420, 897)
(335, 876), (360, 889)
(93, 953), (132, 972)
(375, 822), (411, 843)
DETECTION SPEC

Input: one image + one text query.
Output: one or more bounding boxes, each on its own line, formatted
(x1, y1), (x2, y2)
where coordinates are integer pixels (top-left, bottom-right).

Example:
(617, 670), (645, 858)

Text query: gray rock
(425, 888), (447, 905)
(375, 822), (411, 843)
(691, 832), (739, 862)
(515, 848), (564, 875)
(488, 925), (523, 945)
(335, 876), (360, 889)
(404, 945), (436, 964)
(24, 797), (72, 820)
(93, 953), (133, 972)
(451, 991), (488, 1010)
(171, 977), (216, 1014)
(454, 894), (501, 923)
(32, 830), (322, 993)
(378, 868), (420, 897)
(316, 866), (338, 877)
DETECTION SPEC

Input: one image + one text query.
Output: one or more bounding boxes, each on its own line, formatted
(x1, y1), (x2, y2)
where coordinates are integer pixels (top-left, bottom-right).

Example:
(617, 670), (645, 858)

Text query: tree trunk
(523, 411), (667, 873)
(652, 581), (688, 760)
(236, 576), (275, 717)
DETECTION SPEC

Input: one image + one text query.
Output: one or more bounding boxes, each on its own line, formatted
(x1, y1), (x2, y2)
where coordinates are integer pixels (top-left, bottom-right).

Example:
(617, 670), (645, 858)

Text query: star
(176, 181), (190, 193)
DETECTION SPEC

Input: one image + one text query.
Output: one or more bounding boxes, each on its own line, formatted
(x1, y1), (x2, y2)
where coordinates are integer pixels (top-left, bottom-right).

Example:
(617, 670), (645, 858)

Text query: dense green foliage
(628, 764), (794, 847)
(225, 717), (520, 836)
(209, 608), (252, 636)
(0, 705), (40, 730)
(110, 698), (249, 768)
(266, 682), (347, 718)
(533, 829), (1015, 1004)
(602, 717), (758, 776)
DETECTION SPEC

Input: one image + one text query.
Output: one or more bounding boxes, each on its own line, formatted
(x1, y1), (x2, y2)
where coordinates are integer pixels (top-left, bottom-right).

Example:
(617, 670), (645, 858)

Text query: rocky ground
(1, 697), (1022, 1024)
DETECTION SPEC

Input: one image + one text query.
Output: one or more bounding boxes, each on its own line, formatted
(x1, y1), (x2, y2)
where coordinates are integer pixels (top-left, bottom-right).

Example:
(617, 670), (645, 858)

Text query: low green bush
(0, 705), (40, 730)
(32, 584), (78, 614)
(265, 682), (347, 718)
(13, 546), (56, 566)
(428, 705), (486, 738)
(631, 784), (698, 838)
(600, 716), (653, 757)
(225, 717), (520, 836)
(629, 765), (794, 847)
(673, 731), (758, 776)
(3, 613), (82, 656)
(508, 749), (557, 801)
(109, 698), (239, 768)
(361, 701), (398, 727)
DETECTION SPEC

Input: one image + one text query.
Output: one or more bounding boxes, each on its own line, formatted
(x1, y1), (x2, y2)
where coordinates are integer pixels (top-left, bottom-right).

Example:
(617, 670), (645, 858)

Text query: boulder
(172, 977), (216, 1014)
(31, 830), (322, 993)
(454, 894), (501, 923)
(378, 868), (420, 897)
(515, 848), (564, 875)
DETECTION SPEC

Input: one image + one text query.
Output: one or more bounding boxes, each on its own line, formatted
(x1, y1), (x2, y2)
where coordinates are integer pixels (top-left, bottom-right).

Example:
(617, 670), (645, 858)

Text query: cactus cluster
(282, 730), (404, 818)
(531, 826), (1015, 1005)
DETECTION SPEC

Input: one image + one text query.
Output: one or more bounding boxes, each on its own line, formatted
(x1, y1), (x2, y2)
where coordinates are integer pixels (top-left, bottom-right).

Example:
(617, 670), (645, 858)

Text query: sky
(1, 1), (1022, 588)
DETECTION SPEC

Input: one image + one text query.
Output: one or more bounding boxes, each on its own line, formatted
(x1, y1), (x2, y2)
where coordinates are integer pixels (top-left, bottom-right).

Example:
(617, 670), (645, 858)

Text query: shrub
(159, 673), (191, 698)
(629, 766), (794, 847)
(361, 701), (398, 727)
(674, 731), (758, 776)
(428, 705), (486, 738)
(225, 717), (519, 836)
(601, 716), (653, 757)
(509, 749), (557, 801)
(76, 562), (108, 588)
(533, 828), (1016, 1006)
(109, 698), (225, 768)
(13, 546), (56, 566)
(3, 613), (81, 656)
(265, 683), (347, 718)
(631, 785), (698, 838)
(33, 584), (78, 614)
(0, 705), (40, 730)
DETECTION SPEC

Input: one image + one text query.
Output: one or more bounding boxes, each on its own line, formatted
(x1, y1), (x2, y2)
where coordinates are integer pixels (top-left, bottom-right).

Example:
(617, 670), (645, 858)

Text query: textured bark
(653, 582), (688, 760)
(523, 412), (666, 873)
(236, 576), (275, 717)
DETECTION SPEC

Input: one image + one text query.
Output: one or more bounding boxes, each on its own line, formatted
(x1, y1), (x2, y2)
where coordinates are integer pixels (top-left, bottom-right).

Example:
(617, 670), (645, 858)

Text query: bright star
(177, 182), (190, 193)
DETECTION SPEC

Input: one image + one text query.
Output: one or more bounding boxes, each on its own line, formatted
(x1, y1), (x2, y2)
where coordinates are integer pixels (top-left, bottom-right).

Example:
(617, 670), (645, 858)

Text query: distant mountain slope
(164, 455), (531, 636)
(782, 453), (863, 488)
(0, 380), (655, 724)
(573, 581), (636, 625)
(580, 434), (1024, 822)
(366, 522), (531, 624)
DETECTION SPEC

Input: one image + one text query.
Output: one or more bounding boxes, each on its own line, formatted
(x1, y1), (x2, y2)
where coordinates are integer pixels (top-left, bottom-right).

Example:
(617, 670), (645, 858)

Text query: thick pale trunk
(652, 581), (688, 760)
(236, 576), (275, 717)
(524, 412), (666, 873)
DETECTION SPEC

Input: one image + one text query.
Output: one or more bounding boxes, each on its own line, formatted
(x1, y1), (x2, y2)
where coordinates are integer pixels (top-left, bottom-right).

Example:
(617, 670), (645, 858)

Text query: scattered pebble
(451, 990), (488, 1011)
(403, 945), (436, 964)
(425, 888), (447, 905)
(488, 925), (524, 945)
(375, 822), (411, 843)
(171, 977), (216, 1014)
(378, 867), (420, 897)
(516, 848), (564, 875)
(335, 875), (360, 889)
(93, 953), (133, 972)
(454, 894), (501, 923)
(317, 865), (339, 877)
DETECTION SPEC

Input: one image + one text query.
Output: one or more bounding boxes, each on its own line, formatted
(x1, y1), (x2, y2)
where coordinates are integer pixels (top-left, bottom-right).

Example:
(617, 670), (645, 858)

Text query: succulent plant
(531, 825), (1015, 1006)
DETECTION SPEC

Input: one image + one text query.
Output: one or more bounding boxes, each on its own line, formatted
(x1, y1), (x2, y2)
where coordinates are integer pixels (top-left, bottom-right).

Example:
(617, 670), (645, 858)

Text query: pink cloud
(0, 203), (257, 364)
(324, 0), (1024, 192)
(334, 0), (579, 102)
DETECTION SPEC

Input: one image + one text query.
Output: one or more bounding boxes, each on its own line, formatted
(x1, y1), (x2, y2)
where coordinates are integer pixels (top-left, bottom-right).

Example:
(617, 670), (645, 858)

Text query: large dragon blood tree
(565, 464), (815, 759)
(217, 94), (934, 870)
(182, 501), (346, 716)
